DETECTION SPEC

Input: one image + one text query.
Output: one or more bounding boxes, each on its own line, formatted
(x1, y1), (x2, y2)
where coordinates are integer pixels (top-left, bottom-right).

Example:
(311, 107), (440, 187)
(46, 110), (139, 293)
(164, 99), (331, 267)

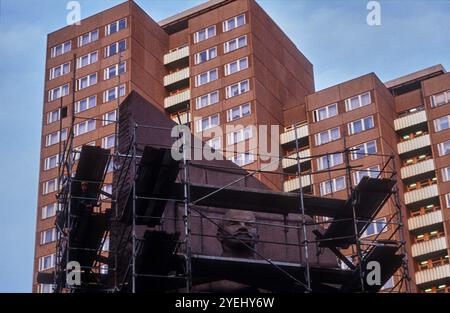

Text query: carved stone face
(217, 210), (258, 257)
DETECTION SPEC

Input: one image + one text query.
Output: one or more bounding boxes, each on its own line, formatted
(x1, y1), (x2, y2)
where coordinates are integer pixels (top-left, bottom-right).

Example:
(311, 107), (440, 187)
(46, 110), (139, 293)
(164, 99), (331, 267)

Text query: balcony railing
(164, 67), (190, 87)
(408, 210), (443, 231)
(280, 124), (309, 145)
(164, 46), (189, 65)
(412, 237), (448, 258)
(283, 175), (312, 192)
(415, 264), (450, 285)
(397, 134), (431, 155)
(171, 112), (191, 125)
(164, 89), (191, 110)
(401, 159), (435, 180)
(282, 149), (311, 169)
(394, 110), (427, 131)
(404, 184), (439, 205)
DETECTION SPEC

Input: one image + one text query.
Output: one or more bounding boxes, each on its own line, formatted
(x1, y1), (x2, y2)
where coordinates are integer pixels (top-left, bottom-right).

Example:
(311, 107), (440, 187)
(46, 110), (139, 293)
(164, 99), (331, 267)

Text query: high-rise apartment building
(33, 0), (450, 293)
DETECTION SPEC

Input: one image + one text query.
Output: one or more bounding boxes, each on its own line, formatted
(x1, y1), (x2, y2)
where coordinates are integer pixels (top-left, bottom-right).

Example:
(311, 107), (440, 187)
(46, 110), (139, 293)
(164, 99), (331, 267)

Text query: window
(103, 84), (126, 103)
(223, 14), (246, 32)
(38, 284), (54, 293)
(315, 127), (340, 146)
(41, 203), (58, 219)
(102, 135), (116, 149)
(78, 29), (99, 47)
(362, 217), (387, 238)
(224, 57), (248, 76)
(195, 91), (219, 109)
(103, 110), (117, 126)
(227, 103), (251, 122)
(47, 109), (61, 124)
(104, 61), (126, 80)
(313, 103), (338, 122)
(227, 126), (253, 145)
(105, 40), (126, 58)
(438, 140), (450, 156)
(40, 228), (57, 245)
(317, 153), (343, 171)
(442, 167), (450, 182)
(102, 237), (110, 252)
(434, 115), (450, 132)
(193, 25), (216, 43)
(73, 142), (95, 161)
(226, 80), (250, 99)
(43, 178), (58, 195)
(231, 152), (254, 166)
(345, 92), (371, 111)
(77, 51), (98, 68)
(45, 129), (67, 147)
(353, 165), (380, 185)
(74, 119), (96, 137)
(446, 194), (450, 208)
(100, 184), (112, 200)
(351, 140), (377, 160)
(48, 84), (69, 102)
(319, 176), (346, 196)
(106, 159), (114, 173)
(44, 154), (60, 171)
(49, 62), (70, 80)
(207, 137), (221, 151)
(431, 90), (450, 108)
(39, 254), (56, 271)
(348, 116), (374, 135)
(75, 96), (97, 113)
(194, 47), (217, 65)
(196, 114), (220, 132)
(51, 41), (71, 58)
(105, 18), (127, 36)
(381, 277), (394, 290)
(195, 68), (218, 87)
(77, 73), (97, 90)
(224, 35), (247, 53)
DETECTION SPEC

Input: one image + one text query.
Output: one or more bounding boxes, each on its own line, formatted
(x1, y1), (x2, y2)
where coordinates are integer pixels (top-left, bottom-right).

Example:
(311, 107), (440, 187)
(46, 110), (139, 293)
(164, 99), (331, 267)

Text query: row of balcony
(415, 264), (450, 286)
(281, 149), (311, 170)
(408, 210), (443, 232)
(283, 175), (312, 192)
(412, 236), (448, 259)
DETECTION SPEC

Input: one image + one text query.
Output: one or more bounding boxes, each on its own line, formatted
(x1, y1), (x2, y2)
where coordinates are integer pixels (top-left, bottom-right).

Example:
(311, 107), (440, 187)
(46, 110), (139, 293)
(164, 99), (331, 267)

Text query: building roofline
(384, 64), (446, 89)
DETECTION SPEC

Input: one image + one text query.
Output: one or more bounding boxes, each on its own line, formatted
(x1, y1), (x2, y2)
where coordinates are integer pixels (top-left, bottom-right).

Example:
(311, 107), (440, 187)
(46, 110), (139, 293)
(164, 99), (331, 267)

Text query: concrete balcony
(283, 175), (312, 192)
(164, 89), (190, 112)
(282, 149), (311, 170)
(171, 112), (191, 125)
(408, 210), (444, 232)
(397, 134), (431, 156)
(280, 124), (309, 147)
(394, 110), (427, 131)
(415, 264), (450, 286)
(412, 237), (448, 258)
(164, 67), (190, 89)
(404, 185), (439, 206)
(164, 46), (189, 66)
(401, 159), (435, 180)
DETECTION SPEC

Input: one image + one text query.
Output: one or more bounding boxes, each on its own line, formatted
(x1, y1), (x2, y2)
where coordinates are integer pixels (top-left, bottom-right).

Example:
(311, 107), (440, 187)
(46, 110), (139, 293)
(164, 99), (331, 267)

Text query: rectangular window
(43, 178), (58, 195)
(104, 61), (126, 80)
(345, 92), (371, 111)
(103, 84), (126, 103)
(319, 176), (346, 196)
(431, 90), (450, 108)
(78, 29), (99, 47)
(77, 73), (97, 90)
(313, 103), (338, 122)
(351, 140), (377, 160)
(75, 96), (97, 113)
(41, 203), (58, 219)
(195, 90), (219, 109)
(48, 84), (69, 102)
(438, 140), (450, 156)
(227, 103), (251, 122)
(102, 237), (110, 252)
(231, 152), (254, 166)
(105, 18), (127, 36)
(45, 129), (67, 147)
(223, 14), (246, 32)
(317, 153), (343, 171)
(49, 62), (70, 80)
(44, 154), (60, 171)
(102, 135), (116, 149)
(195, 68), (218, 87)
(105, 39), (126, 58)
(193, 25), (216, 43)
(225, 80), (250, 99)
(77, 51), (98, 68)
(442, 167), (450, 182)
(348, 116), (374, 135)
(353, 165), (380, 185)
(224, 35), (247, 53)
(46, 109), (61, 124)
(74, 119), (96, 136)
(38, 284), (55, 293)
(362, 217), (387, 238)
(434, 115), (450, 132)
(196, 114), (220, 132)
(194, 47), (217, 65)
(39, 254), (56, 271)
(51, 41), (71, 58)
(227, 126), (253, 145)
(446, 194), (450, 208)
(103, 110), (117, 126)
(40, 228), (57, 245)
(315, 127), (340, 146)
(224, 57), (248, 76)
(207, 137), (221, 151)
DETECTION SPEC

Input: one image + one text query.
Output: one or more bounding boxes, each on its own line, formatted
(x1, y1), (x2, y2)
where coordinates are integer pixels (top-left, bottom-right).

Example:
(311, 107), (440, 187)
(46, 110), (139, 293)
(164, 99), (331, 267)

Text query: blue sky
(0, 0), (448, 292)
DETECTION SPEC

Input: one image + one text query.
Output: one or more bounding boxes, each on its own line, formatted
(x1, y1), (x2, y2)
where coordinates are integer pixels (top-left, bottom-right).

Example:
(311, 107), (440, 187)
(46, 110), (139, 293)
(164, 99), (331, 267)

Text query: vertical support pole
(131, 123), (137, 293)
(183, 113), (192, 292)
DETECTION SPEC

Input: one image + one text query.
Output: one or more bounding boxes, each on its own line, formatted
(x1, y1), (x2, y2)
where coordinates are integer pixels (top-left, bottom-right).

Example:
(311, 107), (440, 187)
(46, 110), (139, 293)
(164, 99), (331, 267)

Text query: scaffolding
(45, 91), (412, 293)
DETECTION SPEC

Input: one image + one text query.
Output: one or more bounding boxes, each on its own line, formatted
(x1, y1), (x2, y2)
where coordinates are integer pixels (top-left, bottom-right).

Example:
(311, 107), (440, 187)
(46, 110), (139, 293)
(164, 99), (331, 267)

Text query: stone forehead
(223, 210), (256, 221)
